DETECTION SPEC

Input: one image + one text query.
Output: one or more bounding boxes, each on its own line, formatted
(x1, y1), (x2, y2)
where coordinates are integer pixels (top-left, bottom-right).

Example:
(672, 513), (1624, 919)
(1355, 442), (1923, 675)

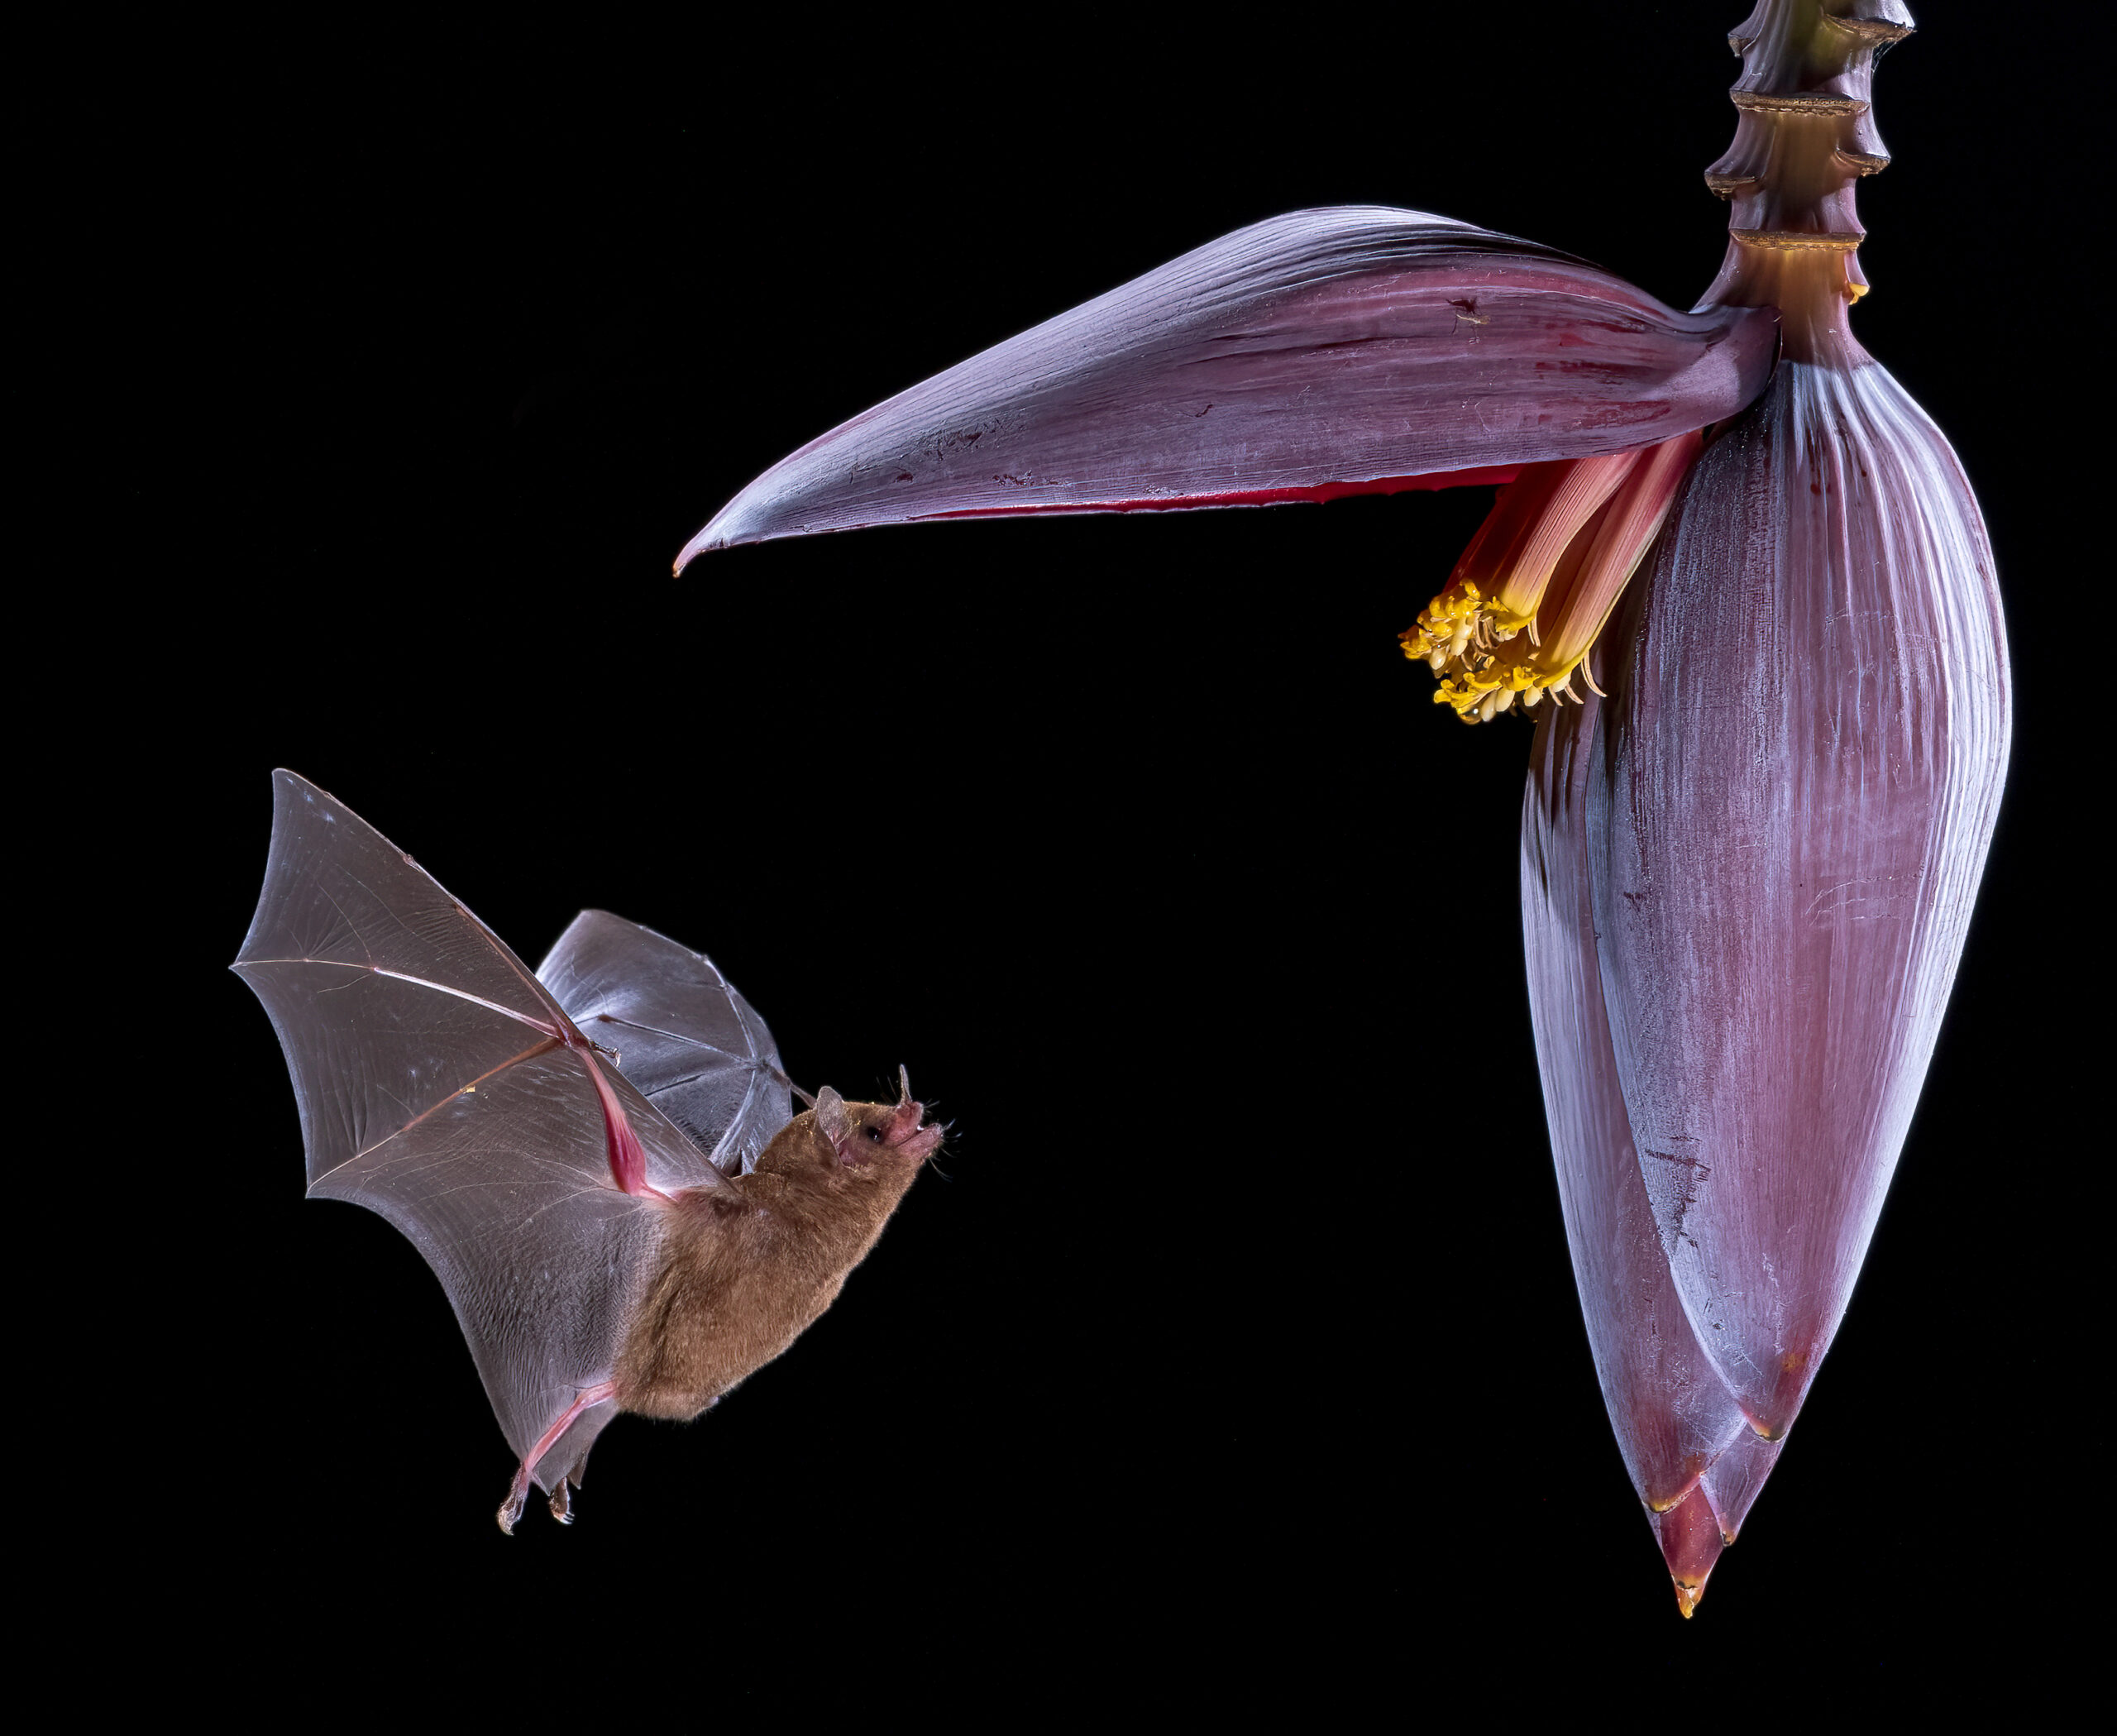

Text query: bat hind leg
(496, 1381), (617, 1536)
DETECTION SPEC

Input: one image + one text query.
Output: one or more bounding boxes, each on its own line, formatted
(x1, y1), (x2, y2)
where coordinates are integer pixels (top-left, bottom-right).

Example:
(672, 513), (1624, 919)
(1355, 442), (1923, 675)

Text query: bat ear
(816, 1087), (853, 1156)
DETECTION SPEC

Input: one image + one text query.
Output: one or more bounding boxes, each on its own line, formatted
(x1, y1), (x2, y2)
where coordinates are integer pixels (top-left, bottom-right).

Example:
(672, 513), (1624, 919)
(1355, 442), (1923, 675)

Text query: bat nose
(893, 1119), (944, 1161)
(882, 1098), (927, 1147)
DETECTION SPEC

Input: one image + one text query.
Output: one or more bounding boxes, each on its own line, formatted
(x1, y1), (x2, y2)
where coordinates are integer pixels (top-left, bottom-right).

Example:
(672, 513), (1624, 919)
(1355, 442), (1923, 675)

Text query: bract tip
(1651, 1485), (1724, 1621)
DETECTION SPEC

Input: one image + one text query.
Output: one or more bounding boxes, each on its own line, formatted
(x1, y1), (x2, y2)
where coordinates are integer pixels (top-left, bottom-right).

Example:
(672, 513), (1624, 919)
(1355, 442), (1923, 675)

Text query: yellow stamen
(1401, 432), (1703, 723)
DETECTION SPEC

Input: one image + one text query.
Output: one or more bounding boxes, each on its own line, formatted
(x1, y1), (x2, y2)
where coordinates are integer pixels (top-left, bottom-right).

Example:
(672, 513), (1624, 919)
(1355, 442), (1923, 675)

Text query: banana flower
(676, 0), (2007, 1615)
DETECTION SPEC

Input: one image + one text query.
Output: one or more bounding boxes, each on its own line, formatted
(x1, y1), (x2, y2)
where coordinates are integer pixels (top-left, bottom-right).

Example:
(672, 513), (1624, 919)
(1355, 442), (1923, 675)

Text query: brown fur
(614, 1102), (931, 1421)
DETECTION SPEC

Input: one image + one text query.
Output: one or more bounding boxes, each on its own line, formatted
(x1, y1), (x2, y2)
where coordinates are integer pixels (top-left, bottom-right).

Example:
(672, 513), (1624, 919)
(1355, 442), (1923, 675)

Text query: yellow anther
(1402, 433), (1703, 725)
(1402, 585), (1594, 724)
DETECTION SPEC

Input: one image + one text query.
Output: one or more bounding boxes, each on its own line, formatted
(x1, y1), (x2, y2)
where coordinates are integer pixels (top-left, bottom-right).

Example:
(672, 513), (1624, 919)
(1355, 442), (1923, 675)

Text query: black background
(26, 2), (2086, 1706)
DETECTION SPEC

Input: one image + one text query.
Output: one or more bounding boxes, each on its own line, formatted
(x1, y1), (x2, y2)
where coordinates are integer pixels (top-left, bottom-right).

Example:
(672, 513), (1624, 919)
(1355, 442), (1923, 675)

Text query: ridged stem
(1697, 0), (1914, 366)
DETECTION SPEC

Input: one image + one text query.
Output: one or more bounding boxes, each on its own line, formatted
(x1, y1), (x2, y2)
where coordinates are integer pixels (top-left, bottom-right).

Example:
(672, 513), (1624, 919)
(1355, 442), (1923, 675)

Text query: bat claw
(549, 1481), (574, 1525)
(497, 1480), (528, 1536)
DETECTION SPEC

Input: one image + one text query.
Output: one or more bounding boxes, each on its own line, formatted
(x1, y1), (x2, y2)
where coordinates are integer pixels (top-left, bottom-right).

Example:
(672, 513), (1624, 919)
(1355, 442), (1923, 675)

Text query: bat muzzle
(881, 1096), (943, 1161)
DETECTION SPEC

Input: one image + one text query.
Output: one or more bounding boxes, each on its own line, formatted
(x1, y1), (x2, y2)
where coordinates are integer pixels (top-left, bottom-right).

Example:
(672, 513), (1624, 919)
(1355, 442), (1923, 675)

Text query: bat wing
(233, 769), (731, 1487)
(538, 911), (793, 1177)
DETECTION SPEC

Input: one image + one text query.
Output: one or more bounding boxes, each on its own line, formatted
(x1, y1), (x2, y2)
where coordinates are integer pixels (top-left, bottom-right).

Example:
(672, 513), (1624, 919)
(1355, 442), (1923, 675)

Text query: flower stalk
(1699, 0), (1913, 362)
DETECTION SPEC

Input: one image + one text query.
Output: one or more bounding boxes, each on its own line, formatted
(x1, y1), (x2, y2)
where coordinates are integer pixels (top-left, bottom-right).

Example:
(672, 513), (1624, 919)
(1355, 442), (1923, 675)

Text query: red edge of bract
(914, 465), (1522, 521)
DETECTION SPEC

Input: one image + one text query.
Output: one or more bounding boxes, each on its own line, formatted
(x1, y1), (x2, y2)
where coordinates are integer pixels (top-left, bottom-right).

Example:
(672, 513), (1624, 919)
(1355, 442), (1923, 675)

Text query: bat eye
(864, 1125), (884, 1142)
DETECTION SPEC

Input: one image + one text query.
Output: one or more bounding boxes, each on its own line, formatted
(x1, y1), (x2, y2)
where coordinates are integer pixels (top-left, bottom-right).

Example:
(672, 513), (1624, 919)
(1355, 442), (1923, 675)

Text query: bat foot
(496, 1384), (614, 1535)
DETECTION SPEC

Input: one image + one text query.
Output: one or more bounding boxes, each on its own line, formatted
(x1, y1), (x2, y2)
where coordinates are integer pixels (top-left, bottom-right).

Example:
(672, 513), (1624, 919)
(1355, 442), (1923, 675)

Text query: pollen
(1400, 577), (1589, 720)
(1402, 433), (1703, 724)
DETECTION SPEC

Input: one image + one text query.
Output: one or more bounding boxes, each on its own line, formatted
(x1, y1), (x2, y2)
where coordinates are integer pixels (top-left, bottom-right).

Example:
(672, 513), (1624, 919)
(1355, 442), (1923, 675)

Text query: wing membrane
(539, 911), (791, 1176)
(234, 770), (725, 1481)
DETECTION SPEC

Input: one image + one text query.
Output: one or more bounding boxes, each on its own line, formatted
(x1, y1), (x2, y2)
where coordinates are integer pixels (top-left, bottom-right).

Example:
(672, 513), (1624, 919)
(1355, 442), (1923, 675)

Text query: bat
(233, 769), (942, 1532)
